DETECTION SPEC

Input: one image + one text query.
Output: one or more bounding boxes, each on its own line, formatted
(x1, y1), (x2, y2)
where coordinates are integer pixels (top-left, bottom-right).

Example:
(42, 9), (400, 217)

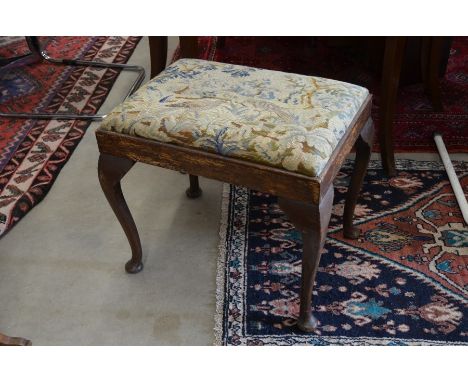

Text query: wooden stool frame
(96, 94), (373, 332)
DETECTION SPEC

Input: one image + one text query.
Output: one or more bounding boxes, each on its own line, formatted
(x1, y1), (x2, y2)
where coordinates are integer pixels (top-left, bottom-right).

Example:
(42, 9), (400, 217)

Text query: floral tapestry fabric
(100, 59), (369, 177)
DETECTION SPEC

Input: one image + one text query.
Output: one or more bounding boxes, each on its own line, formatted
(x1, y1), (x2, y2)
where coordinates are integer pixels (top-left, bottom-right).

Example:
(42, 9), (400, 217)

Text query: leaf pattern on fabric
(101, 59), (369, 177)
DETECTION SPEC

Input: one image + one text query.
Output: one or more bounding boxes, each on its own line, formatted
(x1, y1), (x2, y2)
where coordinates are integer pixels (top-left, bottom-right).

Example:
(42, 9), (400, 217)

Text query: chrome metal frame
(0, 37), (145, 121)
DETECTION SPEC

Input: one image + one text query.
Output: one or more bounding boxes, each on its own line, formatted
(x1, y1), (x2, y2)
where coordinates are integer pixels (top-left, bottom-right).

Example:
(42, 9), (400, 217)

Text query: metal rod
(434, 133), (468, 225)
(0, 37), (146, 121)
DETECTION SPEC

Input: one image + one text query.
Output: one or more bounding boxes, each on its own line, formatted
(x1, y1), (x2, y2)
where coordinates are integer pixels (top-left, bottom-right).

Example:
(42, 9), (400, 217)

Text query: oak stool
(96, 59), (374, 332)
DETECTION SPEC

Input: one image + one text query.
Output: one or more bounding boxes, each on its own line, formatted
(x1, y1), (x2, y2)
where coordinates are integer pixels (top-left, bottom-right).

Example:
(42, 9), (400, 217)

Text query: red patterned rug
(193, 36), (468, 153)
(0, 36), (141, 237)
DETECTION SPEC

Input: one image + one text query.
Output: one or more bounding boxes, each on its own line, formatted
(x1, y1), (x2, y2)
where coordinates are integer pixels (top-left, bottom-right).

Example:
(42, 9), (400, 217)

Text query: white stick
(434, 133), (468, 225)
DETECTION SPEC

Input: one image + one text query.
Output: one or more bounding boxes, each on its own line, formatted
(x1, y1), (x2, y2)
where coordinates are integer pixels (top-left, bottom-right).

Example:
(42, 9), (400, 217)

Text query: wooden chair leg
(98, 154), (143, 274)
(278, 186), (334, 332)
(421, 37), (444, 112)
(380, 37), (406, 178)
(186, 174), (202, 198)
(180, 37), (198, 59)
(148, 36), (168, 78)
(0, 332), (31, 346)
(343, 119), (374, 239)
(217, 36), (226, 49)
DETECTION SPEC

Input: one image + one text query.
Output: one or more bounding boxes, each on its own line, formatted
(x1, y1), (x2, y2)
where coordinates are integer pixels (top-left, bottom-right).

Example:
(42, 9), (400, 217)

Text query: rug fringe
(213, 183), (231, 346)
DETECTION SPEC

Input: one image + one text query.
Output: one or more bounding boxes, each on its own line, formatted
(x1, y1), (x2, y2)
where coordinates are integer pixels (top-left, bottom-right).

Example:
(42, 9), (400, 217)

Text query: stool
(95, 59), (373, 332)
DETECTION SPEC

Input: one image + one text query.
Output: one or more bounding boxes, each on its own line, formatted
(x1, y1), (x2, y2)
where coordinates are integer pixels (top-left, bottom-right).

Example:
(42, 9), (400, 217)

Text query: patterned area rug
(215, 160), (467, 345)
(0, 36), (141, 237)
(195, 36), (468, 153)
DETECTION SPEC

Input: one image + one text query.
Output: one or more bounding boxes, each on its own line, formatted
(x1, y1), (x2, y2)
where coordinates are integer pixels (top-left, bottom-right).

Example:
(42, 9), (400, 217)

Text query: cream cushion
(100, 59), (369, 177)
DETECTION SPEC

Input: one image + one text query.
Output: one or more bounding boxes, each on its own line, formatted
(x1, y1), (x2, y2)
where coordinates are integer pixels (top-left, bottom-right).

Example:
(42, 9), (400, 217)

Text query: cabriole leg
(278, 186), (334, 332)
(98, 154), (143, 274)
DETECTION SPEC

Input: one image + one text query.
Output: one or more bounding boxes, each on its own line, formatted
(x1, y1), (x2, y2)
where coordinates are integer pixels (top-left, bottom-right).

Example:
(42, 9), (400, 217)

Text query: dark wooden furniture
(151, 37), (448, 177)
(379, 37), (406, 176)
(379, 36), (449, 175)
(96, 57), (373, 331)
(0, 332), (31, 346)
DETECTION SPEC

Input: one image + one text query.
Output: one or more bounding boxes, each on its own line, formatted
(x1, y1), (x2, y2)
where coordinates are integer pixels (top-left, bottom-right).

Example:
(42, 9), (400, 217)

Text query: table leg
(180, 37), (199, 59)
(421, 37), (445, 112)
(217, 37), (226, 49)
(380, 37), (406, 177)
(148, 36), (168, 78)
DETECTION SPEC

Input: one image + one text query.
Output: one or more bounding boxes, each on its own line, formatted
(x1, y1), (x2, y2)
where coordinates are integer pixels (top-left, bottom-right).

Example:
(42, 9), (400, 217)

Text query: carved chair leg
(343, 119), (374, 239)
(186, 174), (202, 199)
(98, 154), (143, 274)
(278, 186), (334, 332)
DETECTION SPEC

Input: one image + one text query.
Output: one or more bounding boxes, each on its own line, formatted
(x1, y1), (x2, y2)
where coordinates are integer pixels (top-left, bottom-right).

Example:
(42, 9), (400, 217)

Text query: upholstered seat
(100, 59), (369, 177)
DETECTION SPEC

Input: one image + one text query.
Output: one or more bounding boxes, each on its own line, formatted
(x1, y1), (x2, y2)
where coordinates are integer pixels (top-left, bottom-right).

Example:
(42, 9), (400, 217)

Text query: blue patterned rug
(215, 159), (467, 345)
